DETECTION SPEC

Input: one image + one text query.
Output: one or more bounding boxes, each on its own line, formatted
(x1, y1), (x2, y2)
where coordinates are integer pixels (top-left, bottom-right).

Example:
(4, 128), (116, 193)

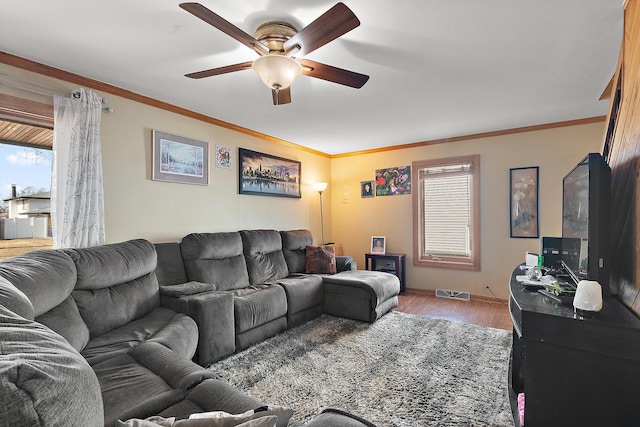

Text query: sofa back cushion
(66, 239), (160, 338)
(280, 229), (314, 274)
(0, 249), (76, 317)
(154, 242), (188, 286)
(0, 305), (103, 426)
(0, 249), (90, 350)
(240, 230), (289, 285)
(0, 275), (34, 320)
(180, 232), (250, 291)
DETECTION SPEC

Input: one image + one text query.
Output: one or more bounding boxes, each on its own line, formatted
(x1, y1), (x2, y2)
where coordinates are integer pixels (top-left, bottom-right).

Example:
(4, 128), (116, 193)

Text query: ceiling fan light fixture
(252, 54), (302, 91)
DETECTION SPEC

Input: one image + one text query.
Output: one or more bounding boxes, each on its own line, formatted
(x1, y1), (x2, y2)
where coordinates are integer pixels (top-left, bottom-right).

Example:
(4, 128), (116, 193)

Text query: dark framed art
(510, 166), (539, 238)
(361, 180), (374, 198)
(239, 148), (301, 198)
(152, 130), (209, 185)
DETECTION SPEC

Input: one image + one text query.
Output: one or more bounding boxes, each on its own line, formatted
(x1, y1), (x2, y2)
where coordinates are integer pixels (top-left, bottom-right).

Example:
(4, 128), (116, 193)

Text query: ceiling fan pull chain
(274, 84), (281, 105)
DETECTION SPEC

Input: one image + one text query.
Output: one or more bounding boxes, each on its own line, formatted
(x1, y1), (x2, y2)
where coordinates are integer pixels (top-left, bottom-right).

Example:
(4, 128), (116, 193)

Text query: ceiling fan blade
(179, 3), (268, 55)
(283, 3), (360, 57)
(185, 62), (253, 79)
(300, 59), (369, 88)
(272, 87), (292, 105)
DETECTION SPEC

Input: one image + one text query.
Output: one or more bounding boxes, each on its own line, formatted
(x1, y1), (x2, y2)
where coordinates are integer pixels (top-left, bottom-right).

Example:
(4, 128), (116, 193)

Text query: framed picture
(510, 166), (539, 238)
(375, 166), (411, 196)
(215, 145), (231, 169)
(239, 148), (301, 198)
(361, 180), (374, 198)
(371, 236), (386, 254)
(152, 130), (209, 185)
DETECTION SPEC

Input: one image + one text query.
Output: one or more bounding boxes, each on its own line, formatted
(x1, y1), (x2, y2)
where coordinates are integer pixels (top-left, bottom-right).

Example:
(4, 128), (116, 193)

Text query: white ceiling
(0, 0), (623, 155)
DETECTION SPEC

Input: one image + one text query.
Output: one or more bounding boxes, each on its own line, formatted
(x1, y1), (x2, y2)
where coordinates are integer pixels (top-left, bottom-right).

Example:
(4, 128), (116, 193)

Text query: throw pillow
(305, 245), (337, 274)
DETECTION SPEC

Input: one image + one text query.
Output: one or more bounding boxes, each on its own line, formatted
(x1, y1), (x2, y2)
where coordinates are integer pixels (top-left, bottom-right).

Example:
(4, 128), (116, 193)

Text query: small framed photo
(361, 180), (374, 198)
(215, 145), (231, 169)
(371, 236), (386, 254)
(152, 130), (209, 185)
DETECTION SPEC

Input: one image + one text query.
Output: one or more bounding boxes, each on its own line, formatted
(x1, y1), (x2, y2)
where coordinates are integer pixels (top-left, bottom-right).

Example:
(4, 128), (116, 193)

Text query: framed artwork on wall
(215, 145), (231, 169)
(375, 166), (411, 196)
(510, 166), (539, 238)
(238, 148), (301, 198)
(152, 130), (209, 185)
(361, 180), (374, 198)
(371, 236), (386, 254)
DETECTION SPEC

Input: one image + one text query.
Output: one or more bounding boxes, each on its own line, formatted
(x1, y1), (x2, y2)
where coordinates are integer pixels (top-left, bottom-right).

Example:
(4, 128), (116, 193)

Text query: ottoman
(322, 270), (400, 322)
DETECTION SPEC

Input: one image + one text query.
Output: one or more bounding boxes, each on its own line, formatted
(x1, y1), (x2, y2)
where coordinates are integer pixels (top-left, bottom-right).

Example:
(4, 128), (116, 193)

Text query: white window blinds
(420, 163), (472, 257)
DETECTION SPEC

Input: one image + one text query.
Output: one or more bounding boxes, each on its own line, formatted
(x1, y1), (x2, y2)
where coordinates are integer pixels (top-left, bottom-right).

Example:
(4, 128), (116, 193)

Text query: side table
(364, 252), (406, 293)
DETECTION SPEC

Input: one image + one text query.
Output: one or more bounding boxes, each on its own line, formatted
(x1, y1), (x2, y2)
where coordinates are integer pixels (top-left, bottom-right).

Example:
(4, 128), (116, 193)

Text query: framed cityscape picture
(238, 148), (301, 198)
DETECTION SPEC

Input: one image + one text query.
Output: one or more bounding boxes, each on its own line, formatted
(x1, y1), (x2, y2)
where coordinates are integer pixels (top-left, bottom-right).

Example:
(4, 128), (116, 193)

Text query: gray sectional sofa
(156, 229), (400, 364)
(0, 229), (399, 426)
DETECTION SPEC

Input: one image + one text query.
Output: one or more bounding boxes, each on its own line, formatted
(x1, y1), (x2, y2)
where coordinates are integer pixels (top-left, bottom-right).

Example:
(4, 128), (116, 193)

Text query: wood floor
(395, 289), (513, 331)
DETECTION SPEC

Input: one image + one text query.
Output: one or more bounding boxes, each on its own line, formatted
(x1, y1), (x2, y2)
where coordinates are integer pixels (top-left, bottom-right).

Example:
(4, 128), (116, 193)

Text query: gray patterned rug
(208, 312), (514, 427)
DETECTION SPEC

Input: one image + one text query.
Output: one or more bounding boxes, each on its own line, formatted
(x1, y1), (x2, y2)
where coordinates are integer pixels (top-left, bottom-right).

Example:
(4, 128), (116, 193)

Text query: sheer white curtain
(52, 88), (105, 248)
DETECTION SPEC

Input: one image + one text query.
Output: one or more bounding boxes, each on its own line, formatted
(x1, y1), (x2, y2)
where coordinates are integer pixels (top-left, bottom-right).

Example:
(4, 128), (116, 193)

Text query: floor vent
(435, 289), (470, 301)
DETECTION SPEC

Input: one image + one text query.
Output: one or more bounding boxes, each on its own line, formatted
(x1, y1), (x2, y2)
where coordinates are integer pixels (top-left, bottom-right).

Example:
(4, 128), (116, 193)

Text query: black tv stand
(509, 264), (640, 426)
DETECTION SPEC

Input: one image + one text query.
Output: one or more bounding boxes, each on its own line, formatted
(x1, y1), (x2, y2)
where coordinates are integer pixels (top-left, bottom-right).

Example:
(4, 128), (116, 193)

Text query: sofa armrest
(159, 281), (216, 297)
(336, 256), (357, 271)
(160, 290), (235, 365)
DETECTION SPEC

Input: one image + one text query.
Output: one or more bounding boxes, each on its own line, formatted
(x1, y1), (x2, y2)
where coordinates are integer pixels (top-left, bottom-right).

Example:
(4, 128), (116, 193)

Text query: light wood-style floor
(395, 289), (513, 331)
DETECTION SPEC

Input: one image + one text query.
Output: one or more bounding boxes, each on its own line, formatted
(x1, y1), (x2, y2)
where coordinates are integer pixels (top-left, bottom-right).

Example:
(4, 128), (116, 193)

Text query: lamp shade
(252, 54), (302, 90)
(313, 182), (328, 192)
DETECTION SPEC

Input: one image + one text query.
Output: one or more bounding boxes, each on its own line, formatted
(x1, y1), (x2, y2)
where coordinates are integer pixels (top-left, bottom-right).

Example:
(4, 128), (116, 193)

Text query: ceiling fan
(179, 2), (369, 105)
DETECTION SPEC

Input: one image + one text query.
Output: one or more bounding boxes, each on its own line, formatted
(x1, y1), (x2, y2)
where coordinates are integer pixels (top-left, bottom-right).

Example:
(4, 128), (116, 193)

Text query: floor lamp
(313, 182), (328, 244)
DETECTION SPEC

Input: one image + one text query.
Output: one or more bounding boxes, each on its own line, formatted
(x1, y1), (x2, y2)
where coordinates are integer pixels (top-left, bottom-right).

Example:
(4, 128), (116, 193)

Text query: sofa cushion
(92, 354), (185, 426)
(240, 230), (289, 285)
(81, 307), (198, 365)
(0, 275), (34, 320)
(322, 270), (400, 308)
(0, 249), (76, 317)
(66, 239), (158, 290)
(181, 233), (250, 291)
(37, 295), (90, 352)
(73, 272), (160, 338)
(0, 305), (103, 427)
(280, 229), (313, 274)
(233, 285), (287, 334)
(277, 275), (324, 315)
(305, 245), (337, 274)
(155, 242), (188, 286)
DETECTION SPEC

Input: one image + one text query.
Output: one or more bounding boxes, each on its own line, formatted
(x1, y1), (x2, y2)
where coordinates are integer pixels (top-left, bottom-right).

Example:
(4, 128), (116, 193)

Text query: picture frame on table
(371, 236), (386, 254)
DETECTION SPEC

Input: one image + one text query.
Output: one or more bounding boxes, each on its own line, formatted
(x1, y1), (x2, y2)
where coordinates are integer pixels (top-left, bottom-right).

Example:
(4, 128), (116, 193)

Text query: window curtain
(51, 88), (105, 248)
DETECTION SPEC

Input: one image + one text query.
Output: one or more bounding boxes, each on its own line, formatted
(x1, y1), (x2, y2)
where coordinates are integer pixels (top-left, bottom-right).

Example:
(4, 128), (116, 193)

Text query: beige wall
(330, 122), (605, 300)
(0, 64), (332, 245)
(99, 94), (332, 243)
(1, 63), (605, 299)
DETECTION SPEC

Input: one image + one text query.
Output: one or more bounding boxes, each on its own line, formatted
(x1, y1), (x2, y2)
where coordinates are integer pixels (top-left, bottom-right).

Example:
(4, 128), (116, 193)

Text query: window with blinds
(412, 155), (480, 271)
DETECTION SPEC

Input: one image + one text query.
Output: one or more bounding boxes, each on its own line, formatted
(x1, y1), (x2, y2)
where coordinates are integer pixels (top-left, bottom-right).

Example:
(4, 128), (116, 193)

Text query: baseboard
(403, 287), (508, 305)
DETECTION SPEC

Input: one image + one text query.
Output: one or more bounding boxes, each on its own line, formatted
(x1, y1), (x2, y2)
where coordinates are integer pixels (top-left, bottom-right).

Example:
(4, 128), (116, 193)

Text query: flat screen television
(562, 152), (611, 294)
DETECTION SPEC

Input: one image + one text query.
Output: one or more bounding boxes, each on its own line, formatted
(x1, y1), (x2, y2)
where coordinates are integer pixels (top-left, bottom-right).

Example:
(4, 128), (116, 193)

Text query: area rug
(208, 312), (514, 427)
